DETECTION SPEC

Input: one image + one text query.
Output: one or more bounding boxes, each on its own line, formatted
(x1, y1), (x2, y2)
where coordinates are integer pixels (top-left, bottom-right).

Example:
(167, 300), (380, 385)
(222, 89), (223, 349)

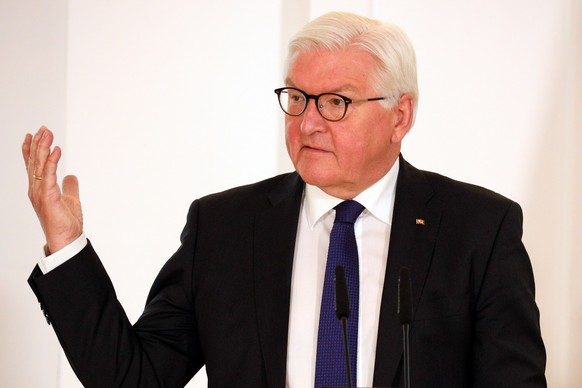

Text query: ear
(390, 93), (414, 143)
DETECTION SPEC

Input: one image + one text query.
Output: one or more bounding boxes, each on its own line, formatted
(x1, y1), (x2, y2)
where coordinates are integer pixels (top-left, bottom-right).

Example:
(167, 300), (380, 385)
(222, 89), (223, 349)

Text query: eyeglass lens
(277, 88), (348, 121)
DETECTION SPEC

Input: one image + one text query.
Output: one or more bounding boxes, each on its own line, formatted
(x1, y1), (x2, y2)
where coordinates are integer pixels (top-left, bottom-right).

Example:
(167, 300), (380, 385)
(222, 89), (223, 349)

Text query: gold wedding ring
(33, 175), (42, 181)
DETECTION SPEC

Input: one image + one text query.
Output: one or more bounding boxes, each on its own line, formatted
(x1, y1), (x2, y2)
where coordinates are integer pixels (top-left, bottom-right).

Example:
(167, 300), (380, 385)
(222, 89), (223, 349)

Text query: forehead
(285, 49), (378, 94)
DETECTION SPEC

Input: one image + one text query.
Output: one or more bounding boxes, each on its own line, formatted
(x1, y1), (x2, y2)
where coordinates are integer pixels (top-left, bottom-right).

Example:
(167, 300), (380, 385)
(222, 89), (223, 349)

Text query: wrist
(46, 230), (84, 255)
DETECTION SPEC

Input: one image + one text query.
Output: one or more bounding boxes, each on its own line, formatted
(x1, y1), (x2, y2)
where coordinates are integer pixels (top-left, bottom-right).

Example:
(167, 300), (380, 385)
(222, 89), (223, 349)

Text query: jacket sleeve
(27, 200), (204, 388)
(472, 201), (546, 387)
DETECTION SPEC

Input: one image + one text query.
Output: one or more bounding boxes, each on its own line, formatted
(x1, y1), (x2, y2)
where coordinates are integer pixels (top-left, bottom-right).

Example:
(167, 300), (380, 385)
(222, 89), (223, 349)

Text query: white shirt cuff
(38, 233), (88, 274)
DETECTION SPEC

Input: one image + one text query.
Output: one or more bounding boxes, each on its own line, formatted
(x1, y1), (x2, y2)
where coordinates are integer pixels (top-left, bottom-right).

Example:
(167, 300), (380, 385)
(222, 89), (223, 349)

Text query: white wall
(1, 0), (580, 386)
(1, 0), (66, 387)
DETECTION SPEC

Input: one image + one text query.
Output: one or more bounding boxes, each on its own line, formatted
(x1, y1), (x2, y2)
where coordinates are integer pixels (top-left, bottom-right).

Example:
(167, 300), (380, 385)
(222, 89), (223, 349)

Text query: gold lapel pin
(415, 218), (426, 226)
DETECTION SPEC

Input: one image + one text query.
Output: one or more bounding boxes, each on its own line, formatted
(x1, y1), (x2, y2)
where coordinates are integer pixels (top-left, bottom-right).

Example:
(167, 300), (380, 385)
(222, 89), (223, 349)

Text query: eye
(320, 93), (347, 108)
(329, 97), (346, 107)
(288, 91), (305, 104)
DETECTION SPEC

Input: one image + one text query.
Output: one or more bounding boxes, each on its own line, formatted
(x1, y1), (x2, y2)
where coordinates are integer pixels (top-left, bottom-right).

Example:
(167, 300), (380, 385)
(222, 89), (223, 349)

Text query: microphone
(335, 265), (350, 320)
(398, 267), (412, 388)
(335, 265), (353, 388)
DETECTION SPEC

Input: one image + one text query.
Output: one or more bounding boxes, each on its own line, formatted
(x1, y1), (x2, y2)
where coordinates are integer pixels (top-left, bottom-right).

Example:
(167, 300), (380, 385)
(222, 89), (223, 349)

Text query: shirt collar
(304, 158), (400, 228)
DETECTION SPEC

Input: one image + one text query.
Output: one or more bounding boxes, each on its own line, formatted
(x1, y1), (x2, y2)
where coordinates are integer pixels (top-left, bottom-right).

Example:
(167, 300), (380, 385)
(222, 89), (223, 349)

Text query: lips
(302, 144), (329, 153)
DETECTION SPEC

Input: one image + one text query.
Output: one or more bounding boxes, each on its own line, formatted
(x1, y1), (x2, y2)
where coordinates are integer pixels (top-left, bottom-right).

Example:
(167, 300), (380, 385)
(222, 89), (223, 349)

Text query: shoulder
(183, 172), (303, 220)
(178, 172), (302, 241)
(400, 157), (521, 219)
(201, 172), (301, 204)
(427, 170), (511, 205)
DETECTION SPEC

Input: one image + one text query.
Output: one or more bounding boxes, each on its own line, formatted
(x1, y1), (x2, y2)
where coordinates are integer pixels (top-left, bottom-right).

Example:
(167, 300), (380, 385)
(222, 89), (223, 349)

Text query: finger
(43, 145), (62, 188)
(34, 129), (55, 179)
(62, 175), (80, 200)
(22, 133), (33, 169)
(28, 126), (47, 179)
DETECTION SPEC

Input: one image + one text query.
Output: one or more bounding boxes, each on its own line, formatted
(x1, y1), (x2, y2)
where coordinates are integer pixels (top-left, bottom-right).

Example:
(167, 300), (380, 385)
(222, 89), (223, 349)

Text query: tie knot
(334, 200), (365, 224)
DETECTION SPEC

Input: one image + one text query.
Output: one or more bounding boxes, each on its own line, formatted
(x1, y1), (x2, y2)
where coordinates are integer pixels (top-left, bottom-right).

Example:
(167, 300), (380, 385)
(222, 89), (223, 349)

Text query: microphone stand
(402, 322), (410, 388)
(398, 267), (412, 388)
(340, 317), (353, 388)
(335, 265), (353, 388)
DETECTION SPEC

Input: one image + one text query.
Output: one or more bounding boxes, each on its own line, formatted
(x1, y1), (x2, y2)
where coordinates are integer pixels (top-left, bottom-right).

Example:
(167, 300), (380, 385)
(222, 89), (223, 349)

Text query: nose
(300, 98), (327, 134)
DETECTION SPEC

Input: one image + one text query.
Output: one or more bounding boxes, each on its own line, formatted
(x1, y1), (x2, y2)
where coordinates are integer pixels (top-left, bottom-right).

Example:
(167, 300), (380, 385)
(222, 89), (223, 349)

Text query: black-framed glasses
(274, 87), (386, 122)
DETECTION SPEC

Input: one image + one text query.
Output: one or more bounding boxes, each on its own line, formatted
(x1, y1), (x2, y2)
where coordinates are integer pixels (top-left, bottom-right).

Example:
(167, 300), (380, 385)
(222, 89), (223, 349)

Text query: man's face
(284, 49), (410, 199)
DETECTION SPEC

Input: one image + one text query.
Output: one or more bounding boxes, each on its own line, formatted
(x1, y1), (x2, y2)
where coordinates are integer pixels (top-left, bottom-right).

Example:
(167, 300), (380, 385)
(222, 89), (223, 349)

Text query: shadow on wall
(523, 1), (582, 386)
(567, 0), (582, 381)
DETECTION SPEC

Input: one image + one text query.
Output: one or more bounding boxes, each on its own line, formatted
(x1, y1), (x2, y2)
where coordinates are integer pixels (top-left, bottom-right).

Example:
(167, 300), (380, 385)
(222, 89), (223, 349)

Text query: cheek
(337, 132), (384, 168)
(284, 121), (299, 154)
(337, 142), (365, 170)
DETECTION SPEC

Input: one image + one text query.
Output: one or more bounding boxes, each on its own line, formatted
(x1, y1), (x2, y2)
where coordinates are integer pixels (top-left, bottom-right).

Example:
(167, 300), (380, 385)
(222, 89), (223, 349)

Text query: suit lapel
(373, 156), (442, 386)
(253, 173), (304, 388)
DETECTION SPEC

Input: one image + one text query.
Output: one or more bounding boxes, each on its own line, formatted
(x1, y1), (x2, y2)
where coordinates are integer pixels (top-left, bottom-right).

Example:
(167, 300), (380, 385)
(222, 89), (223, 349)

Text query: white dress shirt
(37, 159), (399, 387)
(286, 159), (399, 387)
(38, 232), (87, 274)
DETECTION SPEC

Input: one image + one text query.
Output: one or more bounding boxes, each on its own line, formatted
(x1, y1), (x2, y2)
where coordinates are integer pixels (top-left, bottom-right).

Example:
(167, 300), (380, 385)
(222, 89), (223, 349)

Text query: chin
(297, 168), (336, 189)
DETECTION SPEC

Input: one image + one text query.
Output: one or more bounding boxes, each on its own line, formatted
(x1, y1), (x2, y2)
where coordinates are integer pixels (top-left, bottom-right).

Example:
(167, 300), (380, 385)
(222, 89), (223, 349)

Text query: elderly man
(23, 12), (545, 388)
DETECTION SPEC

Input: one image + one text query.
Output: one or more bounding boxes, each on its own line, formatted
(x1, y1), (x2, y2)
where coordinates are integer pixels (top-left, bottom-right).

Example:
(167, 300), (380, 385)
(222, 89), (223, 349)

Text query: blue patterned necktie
(315, 200), (365, 388)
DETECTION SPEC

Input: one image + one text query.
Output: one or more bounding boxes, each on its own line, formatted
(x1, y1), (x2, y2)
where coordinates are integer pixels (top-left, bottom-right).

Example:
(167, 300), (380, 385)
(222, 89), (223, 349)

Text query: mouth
(302, 147), (329, 158)
(302, 144), (328, 153)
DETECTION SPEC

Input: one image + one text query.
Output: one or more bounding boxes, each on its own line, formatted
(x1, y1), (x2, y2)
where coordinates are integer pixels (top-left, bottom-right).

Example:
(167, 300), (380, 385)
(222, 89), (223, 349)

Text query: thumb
(62, 175), (80, 199)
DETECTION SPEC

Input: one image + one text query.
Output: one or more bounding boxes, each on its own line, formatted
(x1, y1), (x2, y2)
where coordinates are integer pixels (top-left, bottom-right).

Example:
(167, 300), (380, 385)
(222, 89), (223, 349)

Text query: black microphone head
(398, 266), (413, 324)
(335, 265), (350, 320)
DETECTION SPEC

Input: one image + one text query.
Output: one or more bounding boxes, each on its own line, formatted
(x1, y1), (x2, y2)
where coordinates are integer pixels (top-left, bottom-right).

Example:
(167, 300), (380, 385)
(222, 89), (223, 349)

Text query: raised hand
(22, 126), (83, 254)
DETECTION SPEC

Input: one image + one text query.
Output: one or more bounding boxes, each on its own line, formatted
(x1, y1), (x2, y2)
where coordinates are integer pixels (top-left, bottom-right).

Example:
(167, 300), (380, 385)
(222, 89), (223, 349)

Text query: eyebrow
(283, 79), (359, 95)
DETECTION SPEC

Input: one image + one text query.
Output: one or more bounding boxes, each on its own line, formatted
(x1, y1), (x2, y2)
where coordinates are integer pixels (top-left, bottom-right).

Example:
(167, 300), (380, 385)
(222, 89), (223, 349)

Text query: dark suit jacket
(28, 156), (546, 387)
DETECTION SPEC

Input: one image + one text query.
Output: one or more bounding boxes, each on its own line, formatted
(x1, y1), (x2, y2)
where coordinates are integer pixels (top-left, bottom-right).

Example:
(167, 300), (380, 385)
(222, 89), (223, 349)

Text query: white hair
(286, 12), (419, 118)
